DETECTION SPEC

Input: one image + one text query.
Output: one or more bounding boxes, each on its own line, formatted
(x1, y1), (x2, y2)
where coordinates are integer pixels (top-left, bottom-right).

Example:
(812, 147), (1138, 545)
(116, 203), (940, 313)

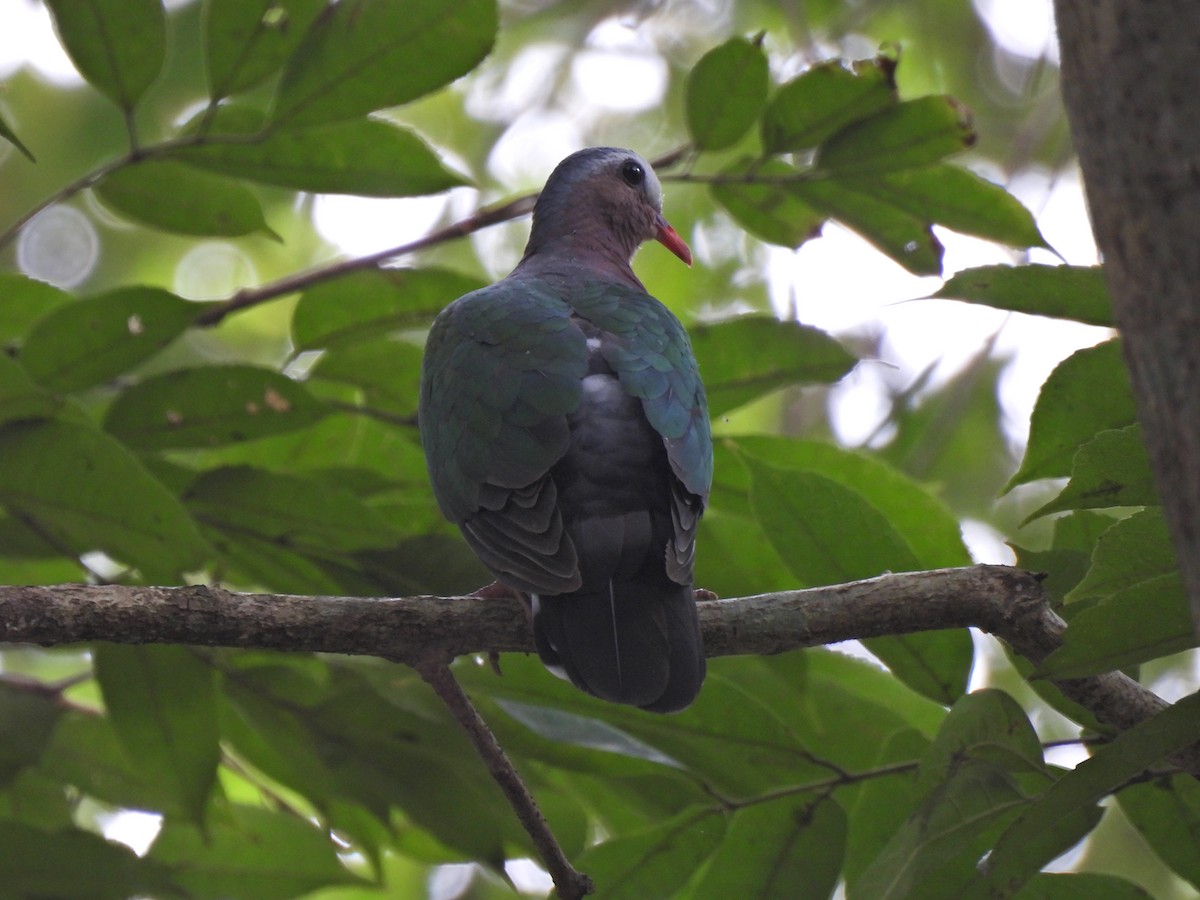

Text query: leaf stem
(706, 758), (920, 813)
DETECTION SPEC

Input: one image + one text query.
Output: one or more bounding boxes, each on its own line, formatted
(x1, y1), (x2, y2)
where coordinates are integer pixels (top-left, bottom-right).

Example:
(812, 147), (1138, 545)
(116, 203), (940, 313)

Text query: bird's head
(526, 147), (692, 268)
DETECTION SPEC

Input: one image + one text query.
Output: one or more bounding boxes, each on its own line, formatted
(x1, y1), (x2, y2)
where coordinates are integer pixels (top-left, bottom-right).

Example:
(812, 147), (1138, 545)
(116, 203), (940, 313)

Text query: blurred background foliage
(0, 0), (1196, 897)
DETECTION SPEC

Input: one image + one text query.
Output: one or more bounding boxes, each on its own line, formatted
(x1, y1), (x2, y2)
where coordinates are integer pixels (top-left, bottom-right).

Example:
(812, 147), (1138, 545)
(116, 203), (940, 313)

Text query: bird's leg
(694, 587), (719, 602)
(470, 581), (532, 674)
(470, 580), (525, 601)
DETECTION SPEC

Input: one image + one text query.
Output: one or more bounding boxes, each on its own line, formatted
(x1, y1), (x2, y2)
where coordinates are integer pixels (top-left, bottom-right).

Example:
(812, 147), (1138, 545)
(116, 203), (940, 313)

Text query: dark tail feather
(532, 580), (705, 713)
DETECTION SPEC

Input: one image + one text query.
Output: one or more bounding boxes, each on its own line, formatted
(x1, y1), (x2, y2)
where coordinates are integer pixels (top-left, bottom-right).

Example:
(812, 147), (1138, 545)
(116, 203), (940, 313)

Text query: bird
(418, 147), (711, 713)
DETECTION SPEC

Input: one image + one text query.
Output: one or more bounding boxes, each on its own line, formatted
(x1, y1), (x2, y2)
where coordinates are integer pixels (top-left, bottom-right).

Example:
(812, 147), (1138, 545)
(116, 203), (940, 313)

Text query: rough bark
(1054, 0), (1200, 633)
(0, 566), (1192, 773)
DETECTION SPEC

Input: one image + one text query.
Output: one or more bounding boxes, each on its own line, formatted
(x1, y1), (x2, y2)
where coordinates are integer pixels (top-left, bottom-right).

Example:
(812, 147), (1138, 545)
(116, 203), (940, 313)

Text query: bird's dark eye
(621, 160), (645, 186)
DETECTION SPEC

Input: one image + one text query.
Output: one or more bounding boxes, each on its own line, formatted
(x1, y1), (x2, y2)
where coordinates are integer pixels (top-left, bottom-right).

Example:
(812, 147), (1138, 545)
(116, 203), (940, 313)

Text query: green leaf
(20, 287), (197, 392)
(861, 631), (973, 708)
(149, 804), (362, 899)
(1011, 509), (1118, 603)
(174, 104), (466, 196)
(351, 534), (492, 596)
(309, 338), (423, 418)
(1005, 651), (1112, 739)
(204, 0), (326, 98)
(918, 691), (1045, 793)
(201, 528), (346, 594)
(792, 175), (944, 275)
(0, 274), (73, 344)
(1007, 339), (1137, 489)
(221, 665), (528, 862)
(691, 796), (846, 900)
(175, 409), (428, 503)
(293, 267), (484, 349)
(0, 821), (178, 900)
(1037, 572), (1194, 678)
(738, 451), (971, 703)
(104, 365), (326, 449)
(1069, 509), (1177, 602)
(494, 699), (683, 768)
(762, 57), (896, 153)
(726, 439), (973, 703)
(466, 654), (823, 796)
(95, 160), (277, 239)
(40, 712), (187, 817)
(0, 110), (34, 162)
(1027, 426), (1156, 521)
(1014, 873), (1153, 900)
(695, 507), (796, 597)
(463, 648), (945, 802)
(575, 807), (727, 900)
(94, 644), (220, 827)
(44, 0), (165, 112)
(974, 789), (1107, 899)
(0, 771), (74, 831)
(742, 454), (921, 587)
(0, 682), (64, 786)
(984, 692), (1200, 893)
(184, 465), (402, 556)
(710, 158), (825, 248)
(0, 418), (209, 577)
(270, 0), (498, 130)
(852, 759), (1030, 900)
(894, 691), (1101, 899)
(850, 165), (1047, 250)
(691, 317), (856, 416)
(685, 35), (769, 151)
(720, 437), (972, 570)
(843, 729), (928, 889)
(791, 648), (948, 747)
(0, 515), (62, 559)
(0, 355), (61, 425)
(934, 264), (1113, 327)
(1117, 774), (1200, 890)
(817, 96), (975, 176)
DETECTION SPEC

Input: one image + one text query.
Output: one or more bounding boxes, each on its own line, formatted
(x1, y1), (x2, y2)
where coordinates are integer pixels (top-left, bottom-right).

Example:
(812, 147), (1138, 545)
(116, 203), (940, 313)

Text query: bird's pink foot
(471, 580), (525, 601)
(470, 583), (531, 675)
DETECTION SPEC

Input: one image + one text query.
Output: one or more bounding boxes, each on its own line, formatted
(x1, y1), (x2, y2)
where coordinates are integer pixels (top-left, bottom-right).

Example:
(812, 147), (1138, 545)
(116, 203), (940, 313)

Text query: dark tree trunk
(1054, 0), (1200, 633)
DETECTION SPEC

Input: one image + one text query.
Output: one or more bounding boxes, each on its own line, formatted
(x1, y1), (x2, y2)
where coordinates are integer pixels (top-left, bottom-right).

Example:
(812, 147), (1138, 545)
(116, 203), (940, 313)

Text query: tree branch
(414, 658), (594, 900)
(0, 566), (1186, 766)
(5, 562), (1197, 890)
(190, 193), (538, 328)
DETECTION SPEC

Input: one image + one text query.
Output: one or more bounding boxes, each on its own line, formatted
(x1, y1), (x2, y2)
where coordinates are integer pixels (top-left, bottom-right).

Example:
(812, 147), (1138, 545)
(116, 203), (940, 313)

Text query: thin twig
(708, 758), (921, 812)
(0, 156), (131, 249)
(413, 658), (594, 900)
(191, 194), (538, 328)
(0, 131), (280, 250)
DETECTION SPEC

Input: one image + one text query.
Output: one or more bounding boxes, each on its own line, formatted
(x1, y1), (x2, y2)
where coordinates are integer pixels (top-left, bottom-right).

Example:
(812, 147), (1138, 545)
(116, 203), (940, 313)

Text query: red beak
(655, 214), (692, 266)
